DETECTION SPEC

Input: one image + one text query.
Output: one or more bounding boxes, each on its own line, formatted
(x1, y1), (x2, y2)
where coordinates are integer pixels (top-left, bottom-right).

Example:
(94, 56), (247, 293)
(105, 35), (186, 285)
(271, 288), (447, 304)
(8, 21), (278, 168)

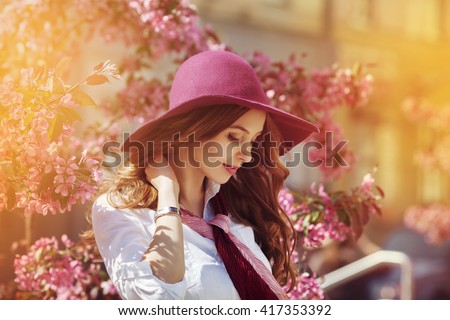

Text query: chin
(208, 173), (232, 185)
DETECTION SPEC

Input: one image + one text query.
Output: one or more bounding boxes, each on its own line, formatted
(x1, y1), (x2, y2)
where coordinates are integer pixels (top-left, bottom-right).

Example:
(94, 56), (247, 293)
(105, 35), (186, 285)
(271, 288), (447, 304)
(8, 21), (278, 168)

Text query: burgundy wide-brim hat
(122, 50), (319, 155)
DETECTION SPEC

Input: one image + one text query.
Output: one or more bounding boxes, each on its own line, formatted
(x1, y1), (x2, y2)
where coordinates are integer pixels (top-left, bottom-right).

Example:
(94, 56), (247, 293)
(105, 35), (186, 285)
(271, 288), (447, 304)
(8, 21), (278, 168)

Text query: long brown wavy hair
(83, 104), (298, 291)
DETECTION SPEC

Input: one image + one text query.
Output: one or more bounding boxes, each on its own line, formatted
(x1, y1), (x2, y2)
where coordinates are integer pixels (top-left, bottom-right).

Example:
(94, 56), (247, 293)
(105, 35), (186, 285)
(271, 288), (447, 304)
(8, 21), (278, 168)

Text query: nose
(238, 142), (253, 163)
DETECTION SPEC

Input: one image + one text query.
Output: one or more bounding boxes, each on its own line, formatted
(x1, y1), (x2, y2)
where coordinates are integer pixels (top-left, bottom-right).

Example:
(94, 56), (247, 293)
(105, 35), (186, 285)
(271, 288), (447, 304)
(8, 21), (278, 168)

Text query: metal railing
(320, 250), (413, 299)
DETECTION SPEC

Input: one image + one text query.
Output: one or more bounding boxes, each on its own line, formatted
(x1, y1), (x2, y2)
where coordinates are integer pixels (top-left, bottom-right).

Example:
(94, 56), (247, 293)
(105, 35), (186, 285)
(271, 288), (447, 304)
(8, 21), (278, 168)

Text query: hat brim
(122, 95), (319, 155)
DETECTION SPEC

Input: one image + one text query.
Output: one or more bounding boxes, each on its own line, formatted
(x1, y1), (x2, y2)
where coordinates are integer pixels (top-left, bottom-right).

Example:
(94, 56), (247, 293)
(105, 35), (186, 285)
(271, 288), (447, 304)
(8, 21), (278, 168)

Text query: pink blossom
(278, 187), (295, 212)
(285, 272), (324, 300)
(280, 173), (381, 249)
(14, 235), (120, 300)
(404, 204), (450, 244)
(361, 173), (375, 196)
(53, 156), (78, 197)
(116, 78), (169, 123)
(0, 82), (23, 107)
(249, 51), (371, 181)
(101, 280), (118, 297)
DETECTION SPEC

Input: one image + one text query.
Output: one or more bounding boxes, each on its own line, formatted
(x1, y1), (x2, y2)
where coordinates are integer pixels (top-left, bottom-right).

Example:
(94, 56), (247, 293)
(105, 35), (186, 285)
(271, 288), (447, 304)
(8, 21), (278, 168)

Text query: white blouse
(92, 178), (272, 300)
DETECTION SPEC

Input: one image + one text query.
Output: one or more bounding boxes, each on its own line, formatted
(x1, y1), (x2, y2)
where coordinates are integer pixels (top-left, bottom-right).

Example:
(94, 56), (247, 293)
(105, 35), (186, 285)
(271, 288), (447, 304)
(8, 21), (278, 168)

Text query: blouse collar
(204, 178), (221, 204)
(203, 178), (221, 221)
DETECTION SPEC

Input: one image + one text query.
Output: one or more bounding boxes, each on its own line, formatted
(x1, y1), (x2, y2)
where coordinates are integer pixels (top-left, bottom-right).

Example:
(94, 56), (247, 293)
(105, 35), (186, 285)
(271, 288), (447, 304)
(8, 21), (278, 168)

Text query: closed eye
(228, 134), (240, 142)
(228, 133), (260, 149)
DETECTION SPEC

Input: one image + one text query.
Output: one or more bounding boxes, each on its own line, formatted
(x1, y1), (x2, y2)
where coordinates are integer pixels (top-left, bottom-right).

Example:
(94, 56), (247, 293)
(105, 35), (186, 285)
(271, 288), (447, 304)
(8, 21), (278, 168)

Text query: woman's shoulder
(92, 193), (109, 206)
(92, 193), (149, 216)
(91, 193), (154, 233)
(92, 193), (116, 212)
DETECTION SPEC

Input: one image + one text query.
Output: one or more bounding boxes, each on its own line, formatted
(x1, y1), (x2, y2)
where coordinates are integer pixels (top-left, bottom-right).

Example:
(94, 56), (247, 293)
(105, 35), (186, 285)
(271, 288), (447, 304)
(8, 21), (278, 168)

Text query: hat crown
(123, 50), (318, 155)
(169, 50), (269, 109)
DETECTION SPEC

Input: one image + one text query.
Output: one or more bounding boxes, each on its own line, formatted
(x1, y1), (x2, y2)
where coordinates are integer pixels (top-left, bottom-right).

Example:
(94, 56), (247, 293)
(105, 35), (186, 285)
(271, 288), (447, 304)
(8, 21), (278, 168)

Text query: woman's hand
(145, 154), (180, 195)
(144, 155), (184, 283)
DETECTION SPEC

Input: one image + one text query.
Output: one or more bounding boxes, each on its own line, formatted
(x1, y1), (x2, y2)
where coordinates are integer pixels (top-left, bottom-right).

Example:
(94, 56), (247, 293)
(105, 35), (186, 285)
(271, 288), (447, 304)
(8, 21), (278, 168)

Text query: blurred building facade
(192, 0), (450, 236)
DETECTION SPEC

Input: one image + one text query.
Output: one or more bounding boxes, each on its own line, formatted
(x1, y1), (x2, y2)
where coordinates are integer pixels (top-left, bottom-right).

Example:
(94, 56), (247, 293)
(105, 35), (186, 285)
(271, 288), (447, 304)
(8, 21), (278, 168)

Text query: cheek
(222, 143), (240, 163)
(204, 140), (229, 160)
(197, 142), (224, 169)
(193, 147), (205, 167)
(206, 144), (220, 157)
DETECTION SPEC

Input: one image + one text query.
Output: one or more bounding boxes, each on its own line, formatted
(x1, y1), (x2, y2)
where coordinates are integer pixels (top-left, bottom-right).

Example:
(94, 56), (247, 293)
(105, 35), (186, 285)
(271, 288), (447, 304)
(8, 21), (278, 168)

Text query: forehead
(231, 109), (266, 133)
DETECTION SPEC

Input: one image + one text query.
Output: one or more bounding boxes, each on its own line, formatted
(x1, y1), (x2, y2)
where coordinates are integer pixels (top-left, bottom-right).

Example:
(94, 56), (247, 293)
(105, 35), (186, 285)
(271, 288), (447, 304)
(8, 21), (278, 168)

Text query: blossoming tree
(402, 98), (450, 244)
(0, 0), (382, 299)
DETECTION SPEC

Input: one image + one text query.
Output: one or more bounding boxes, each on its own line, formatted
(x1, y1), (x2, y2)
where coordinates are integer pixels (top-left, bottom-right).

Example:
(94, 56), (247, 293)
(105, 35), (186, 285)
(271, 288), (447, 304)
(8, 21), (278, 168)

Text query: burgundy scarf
(180, 192), (288, 300)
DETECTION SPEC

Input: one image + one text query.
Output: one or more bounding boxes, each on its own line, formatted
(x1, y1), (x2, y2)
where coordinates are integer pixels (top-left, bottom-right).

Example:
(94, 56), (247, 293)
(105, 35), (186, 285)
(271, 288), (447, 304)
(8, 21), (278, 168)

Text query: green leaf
(302, 214), (311, 227)
(55, 57), (72, 77)
(34, 247), (44, 262)
(47, 114), (64, 142)
(372, 203), (382, 216)
(290, 213), (298, 222)
(375, 185), (385, 198)
(23, 111), (34, 127)
(93, 60), (109, 72)
(311, 210), (320, 222)
(59, 107), (82, 123)
(45, 74), (54, 92)
(52, 77), (66, 95)
(86, 74), (109, 85)
(34, 65), (47, 83)
(70, 89), (97, 108)
(78, 169), (92, 177)
(337, 208), (351, 226)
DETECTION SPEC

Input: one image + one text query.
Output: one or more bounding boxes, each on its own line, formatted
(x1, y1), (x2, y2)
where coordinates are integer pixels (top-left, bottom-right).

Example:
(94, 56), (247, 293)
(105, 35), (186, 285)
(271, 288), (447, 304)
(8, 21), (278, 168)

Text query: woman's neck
(171, 158), (206, 217)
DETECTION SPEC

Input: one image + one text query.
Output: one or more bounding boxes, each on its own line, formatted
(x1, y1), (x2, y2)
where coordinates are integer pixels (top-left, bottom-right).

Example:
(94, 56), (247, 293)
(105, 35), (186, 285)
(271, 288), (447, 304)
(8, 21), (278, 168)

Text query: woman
(90, 50), (318, 299)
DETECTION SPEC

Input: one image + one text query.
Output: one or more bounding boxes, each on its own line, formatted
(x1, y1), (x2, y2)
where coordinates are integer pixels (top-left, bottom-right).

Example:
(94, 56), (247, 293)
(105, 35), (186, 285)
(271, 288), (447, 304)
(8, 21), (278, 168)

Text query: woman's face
(195, 109), (266, 184)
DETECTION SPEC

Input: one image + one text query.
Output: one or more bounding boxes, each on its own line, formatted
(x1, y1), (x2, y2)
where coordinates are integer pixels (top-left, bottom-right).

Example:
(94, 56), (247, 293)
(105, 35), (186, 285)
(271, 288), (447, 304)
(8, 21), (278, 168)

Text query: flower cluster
(1, 0), (219, 79)
(404, 204), (450, 245)
(76, 0), (216, 60)
(13, 235), (120, 300)
(0, 62), (119, 215)
(280, 173), (383, 298)
(114, 78), (170, 124)
(287, 272), (325, 300)
(249, 52), (373, 180)
(279, 173), (382, 249)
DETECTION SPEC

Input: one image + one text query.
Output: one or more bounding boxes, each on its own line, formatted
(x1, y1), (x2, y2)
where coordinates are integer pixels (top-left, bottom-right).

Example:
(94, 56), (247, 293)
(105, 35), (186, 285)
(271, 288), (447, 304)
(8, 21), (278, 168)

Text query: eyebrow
(229, 125), (262, 135)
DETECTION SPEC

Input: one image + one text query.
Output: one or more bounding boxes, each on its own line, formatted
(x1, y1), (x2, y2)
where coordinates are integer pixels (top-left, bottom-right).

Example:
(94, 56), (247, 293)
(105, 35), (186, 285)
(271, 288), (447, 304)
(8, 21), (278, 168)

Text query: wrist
(157, 181), (180, 195)
(154, 206), (180, 222)
(157, 185), (180, 210)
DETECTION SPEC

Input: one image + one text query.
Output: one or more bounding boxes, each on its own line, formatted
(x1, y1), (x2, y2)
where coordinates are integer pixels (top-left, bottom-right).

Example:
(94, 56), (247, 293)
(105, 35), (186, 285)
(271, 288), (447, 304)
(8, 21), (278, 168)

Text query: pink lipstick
(223, 163), (238, 175)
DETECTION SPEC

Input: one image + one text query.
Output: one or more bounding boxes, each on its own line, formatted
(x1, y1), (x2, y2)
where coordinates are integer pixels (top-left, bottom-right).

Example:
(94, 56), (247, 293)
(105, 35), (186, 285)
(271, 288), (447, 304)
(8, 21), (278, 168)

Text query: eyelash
(228, 134), (240, 142)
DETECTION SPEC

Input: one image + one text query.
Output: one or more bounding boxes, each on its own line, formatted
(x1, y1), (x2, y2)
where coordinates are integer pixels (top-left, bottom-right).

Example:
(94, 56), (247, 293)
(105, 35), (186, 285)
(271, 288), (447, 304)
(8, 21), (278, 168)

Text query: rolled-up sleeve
(92, 194), (187, 299)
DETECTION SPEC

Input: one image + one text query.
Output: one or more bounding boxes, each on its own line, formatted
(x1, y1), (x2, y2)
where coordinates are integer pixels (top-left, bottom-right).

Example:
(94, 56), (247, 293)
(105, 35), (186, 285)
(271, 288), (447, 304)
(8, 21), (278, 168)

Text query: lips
(223, 163), (238, 175)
